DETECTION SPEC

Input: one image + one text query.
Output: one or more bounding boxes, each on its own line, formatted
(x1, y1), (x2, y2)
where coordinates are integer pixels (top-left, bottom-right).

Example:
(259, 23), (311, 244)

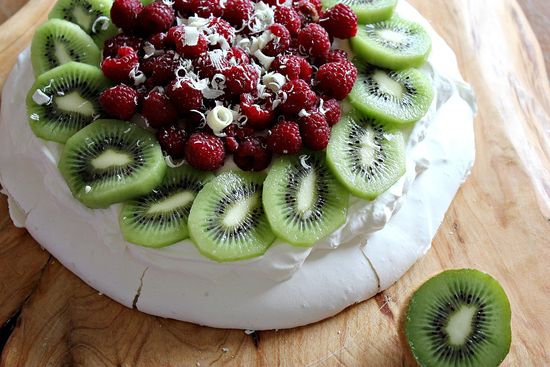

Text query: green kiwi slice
(404, 269), (512, 367)
(322, 0), (397, 24)
(188, 171), (276, 262)
(120, 165), (214, 248)
(263, 153), (349, 247)
(351, 17), (432, 70)
(59, 119), (167, 209)
(348, 58), (434, 125)
(31, 19), (101, 76)
(49, 0), (118, 46)
(327, 110), (405, 200)
(26, 62), (111, 143)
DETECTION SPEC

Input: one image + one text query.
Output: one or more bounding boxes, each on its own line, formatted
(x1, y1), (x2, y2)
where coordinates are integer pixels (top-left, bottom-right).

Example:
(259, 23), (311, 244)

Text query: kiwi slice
(59, 119), (167, 209)
(31, 19), (101, 76)
(26, 62), (111, 143)
(322, 0), (397, 24)
(351, 17), (432, 70)
(348, 58), (434, 125)
(327, 110), (405, 200)
(49, 0), (118, 46)
(404, 269), (512, 367)
(263, 153), (349, 247)
(120, 165), (214, 248)
(188, 171), (276, 262)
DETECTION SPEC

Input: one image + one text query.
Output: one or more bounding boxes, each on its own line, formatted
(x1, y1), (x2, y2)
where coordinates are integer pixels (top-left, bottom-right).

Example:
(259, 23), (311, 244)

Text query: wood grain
(1, 0), (550, 366)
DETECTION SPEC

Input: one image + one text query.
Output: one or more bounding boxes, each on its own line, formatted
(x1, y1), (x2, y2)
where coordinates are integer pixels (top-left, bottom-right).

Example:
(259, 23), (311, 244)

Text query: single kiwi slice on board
(59, 119), (167, 209)
(120, 165), (214, 248)
(49, 0), (118, 46)
(404, 269), (512, 367)
(351, 17), (432, 70)
(263, 153), (349, 247)
(31, 19), (101, 76)
(327, 110), (405, 200)
(26, 62), (111, 143)
(188, 171), (276, 262)
(322, 0), (397, 24)
(349, 58), (434, 125)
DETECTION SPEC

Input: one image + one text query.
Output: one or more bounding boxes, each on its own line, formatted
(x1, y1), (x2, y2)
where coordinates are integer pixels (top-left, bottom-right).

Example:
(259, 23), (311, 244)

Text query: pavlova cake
(0, 0), (476, 329)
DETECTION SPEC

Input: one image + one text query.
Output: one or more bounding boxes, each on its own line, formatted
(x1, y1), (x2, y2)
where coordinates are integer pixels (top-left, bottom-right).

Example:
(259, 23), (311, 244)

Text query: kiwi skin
(401, 269), (512, 367)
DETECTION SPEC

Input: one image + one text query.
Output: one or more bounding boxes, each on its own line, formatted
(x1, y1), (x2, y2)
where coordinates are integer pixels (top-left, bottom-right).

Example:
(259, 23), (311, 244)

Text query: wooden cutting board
(1, 0), (549, 365)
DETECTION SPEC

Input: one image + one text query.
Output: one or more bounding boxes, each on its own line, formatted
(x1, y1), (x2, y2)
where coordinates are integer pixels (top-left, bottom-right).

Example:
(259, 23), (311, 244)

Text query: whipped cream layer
(0, 2), (476, 329)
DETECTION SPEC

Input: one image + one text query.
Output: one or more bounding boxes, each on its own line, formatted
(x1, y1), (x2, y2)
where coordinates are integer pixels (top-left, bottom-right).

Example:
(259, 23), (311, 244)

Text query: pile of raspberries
(99, 0), (358, 171)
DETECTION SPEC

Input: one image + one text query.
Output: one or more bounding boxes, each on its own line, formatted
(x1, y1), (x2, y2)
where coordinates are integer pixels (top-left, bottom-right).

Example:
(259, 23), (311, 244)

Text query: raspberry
(174, 0), (195, 16)
(224, 64), (259, 95)
(194, 51), (230, 78)
(147, 32), (168, 50)
(309, 0), (323, 12)
(227, 47), (250, 65)
(266, 121), (302, 155)
(156, 125), (187, 159)
(137, 1), (175, 35)
(110, 0), (143, 33)
(279, 79), (316, 115)
(325, 49), (349, 64)
(142, 90), (179, 128)
(299, 112), (330, 151)
(101, 46), (139, 84)
(297, 23), (331, 60)
(274, 6), (301, 36)
(185, 132), (225, 171)
(166, 79), (203, 113)
(208, 17), (236, 45)
(233, 137), (272, 172)
(293, 0), (320, 26)
(103, 34), (143, 59)
(224, 0), (254, 28)
(141, 50), (178, 86)
(224, 124), (255, 140)
(240, 94), (275, 130)
(315, 61), (357, 100)
(224, 136), (239, 153)
(99, 84), (138, 121)
(322, 98), (341, 126)
(263, 24), (291, 57)
(193, 0), (224, 17)
(170, 27), (209, 59)
(320, 3), (358, 39)
(271, 55), (311, 81)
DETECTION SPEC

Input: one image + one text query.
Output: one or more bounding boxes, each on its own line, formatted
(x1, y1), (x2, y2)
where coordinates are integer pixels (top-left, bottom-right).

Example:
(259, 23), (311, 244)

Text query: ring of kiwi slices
(25, 0), (435, 262)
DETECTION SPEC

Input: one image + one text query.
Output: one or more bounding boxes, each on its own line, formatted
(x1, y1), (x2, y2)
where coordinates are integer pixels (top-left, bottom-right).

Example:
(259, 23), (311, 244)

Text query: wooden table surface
(1, 0), (550, 366)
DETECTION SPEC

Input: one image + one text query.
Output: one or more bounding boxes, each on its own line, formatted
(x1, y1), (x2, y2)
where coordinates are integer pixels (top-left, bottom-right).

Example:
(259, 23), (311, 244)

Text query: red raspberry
(174, 0), (195, 16)
(103, 34), (142, 59)
(227, 47), (250, 65)
(194, 51), (230, 78)
(271, 55), (312, 81)
(224, 64), (259, 95)
(101, 46), (139, 84)
(316, 61), (358, 100)
(137, 1), (175, 35)
(141, 50), (179, 86)
(293, 0), (320, 26)
(297, 24), (331, 60)
(185, 133), (225, 171)
(299, 112), (330, 151)
(224, 0), (254, 28)
(224, 137), (239, 154)
(279, 79), (316, 115)
(156, 125), (187, 159)
(168, 25), (209, 59)
(274, 6), (301, 36)
(110, 0), (143, 33)
(142, 90), (179, 128)
(325, 49), (349, 64)
(100, 84), (138, 121)
(266, 120), (302, 155)
(147, 32), (168, 49)
(208, 18), (236, 45)
(233, 137), (272, 172)
(193, 0), (224, 17)
(309, 0), (323, 12)
(224, 124), (255, 140)
(240, 94), (275, 130)
(320, 3), (357, 39)
(263, 24), (291, 57)
(322, 98), (341, 126)
(166, 79), (203, 113)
